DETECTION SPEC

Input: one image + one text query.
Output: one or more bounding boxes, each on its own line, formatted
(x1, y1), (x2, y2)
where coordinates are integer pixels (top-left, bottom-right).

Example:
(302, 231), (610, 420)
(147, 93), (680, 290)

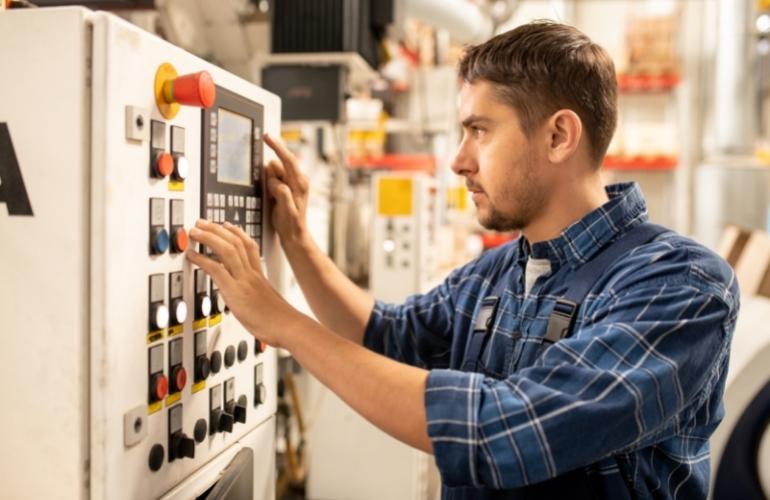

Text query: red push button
(173, 228), (189, 253)
(172, 366), (187, 393)
(163, 71), (216, 109)
(152, 373), (169, 401)
(154, 152), (174, 178)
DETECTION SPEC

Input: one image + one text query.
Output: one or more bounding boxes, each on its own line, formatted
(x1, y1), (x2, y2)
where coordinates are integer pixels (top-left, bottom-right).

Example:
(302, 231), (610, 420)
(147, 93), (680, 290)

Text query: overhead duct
(403, 0), (494, 44)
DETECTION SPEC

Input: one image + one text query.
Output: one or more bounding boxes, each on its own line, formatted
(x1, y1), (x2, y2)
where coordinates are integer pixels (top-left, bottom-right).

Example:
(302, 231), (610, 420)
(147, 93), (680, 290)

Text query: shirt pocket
(478, 330), (519, 379)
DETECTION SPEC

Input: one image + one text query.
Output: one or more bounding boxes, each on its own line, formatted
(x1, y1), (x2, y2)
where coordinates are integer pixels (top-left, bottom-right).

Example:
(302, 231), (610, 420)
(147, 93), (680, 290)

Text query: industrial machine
(369, 171), (438, 303)
(710, 230), (770, 499)
(0, 7), (281, 499)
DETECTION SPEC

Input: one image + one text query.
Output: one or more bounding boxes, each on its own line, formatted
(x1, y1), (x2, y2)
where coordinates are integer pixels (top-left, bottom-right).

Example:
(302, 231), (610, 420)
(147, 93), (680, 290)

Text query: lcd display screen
(217, 109), (252, 186)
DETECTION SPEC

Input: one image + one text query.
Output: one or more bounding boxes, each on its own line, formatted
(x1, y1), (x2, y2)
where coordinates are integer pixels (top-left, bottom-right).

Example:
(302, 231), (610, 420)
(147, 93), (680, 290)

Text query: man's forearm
(285, 312), (432, 453)
(282, 234), (375, 344)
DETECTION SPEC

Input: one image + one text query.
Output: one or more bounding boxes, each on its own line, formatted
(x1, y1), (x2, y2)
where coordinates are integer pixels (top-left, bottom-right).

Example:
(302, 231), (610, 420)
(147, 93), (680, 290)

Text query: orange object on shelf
(618, 73), (680, 92)
(347, 154), (436, 174)
(603, 155), (678, 171)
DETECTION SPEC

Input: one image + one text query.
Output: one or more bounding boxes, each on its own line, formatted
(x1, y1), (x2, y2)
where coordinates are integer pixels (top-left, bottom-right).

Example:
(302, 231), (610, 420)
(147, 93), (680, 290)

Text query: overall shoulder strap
(544, 223), (668, 344)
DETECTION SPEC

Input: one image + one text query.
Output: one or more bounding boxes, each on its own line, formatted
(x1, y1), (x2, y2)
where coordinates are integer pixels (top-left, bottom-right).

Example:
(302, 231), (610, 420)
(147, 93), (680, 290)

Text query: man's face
(452, 80), (549, 232)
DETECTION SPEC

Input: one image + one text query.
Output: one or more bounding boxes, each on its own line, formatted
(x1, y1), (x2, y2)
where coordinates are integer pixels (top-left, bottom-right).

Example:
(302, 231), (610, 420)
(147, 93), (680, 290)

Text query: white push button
(152, 304), (170, 330)
(174, 155), (189, 181)
(173, 299), (188, 324)
(199, 295), (212, 318)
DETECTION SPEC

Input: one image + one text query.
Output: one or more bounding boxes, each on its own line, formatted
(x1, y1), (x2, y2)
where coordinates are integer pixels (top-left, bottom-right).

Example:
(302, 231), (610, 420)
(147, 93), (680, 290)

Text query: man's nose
(451, 139), (475, 176)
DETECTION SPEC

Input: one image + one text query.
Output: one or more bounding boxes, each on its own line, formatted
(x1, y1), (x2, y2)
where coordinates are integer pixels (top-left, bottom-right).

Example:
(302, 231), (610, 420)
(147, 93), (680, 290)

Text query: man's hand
(264, 133), (309, 248)
(186, 219), (302, 348)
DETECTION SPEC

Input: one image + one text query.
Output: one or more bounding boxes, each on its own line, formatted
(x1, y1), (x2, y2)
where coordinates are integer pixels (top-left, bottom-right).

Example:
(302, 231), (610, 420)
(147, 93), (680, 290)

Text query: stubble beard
(477, 155), (547, 232)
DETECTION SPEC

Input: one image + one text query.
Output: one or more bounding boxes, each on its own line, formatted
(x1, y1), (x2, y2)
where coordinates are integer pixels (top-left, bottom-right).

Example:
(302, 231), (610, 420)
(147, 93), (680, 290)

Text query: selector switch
(223, 378), (246, 425)
(209, 384), (234, 435)
(168, 404), (195, 462)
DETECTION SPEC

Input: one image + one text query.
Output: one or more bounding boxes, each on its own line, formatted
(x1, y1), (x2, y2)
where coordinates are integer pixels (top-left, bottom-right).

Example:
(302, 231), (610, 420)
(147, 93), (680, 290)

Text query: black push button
(194, 419), (207, 443)
(148, 444), (164, 472)
(210, 350), (222, 374)
(237, 341), (248, 362)
(224, 345), (235, 368)
(195, 356), (210, 381)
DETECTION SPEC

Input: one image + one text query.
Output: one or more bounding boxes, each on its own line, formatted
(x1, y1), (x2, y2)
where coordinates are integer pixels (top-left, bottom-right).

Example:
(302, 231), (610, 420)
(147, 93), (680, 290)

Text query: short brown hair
(459, 21), (617, 165)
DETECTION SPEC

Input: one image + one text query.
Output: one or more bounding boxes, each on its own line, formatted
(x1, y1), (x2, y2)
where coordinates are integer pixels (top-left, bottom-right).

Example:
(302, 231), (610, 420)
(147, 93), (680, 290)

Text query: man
(187, 22), (739, 499)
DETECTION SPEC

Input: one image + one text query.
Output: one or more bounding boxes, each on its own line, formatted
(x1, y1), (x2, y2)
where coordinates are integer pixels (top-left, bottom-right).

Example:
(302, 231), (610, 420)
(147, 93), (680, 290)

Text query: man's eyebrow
(461, 115), (493, 128)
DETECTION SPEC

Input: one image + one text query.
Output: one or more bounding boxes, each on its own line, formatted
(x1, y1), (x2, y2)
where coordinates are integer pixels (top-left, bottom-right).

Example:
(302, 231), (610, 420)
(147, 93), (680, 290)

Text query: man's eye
(472, 126), (485, 137)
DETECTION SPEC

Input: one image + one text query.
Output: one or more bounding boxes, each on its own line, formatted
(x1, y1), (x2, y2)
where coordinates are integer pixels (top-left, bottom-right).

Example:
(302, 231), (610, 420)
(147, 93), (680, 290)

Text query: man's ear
(545, 109), (582, 164)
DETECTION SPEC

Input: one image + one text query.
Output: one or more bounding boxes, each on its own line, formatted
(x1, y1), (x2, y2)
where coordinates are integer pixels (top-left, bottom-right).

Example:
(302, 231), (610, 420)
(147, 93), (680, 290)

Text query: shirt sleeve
(362, 274), (457, 369)
(424, 249), (739, 489)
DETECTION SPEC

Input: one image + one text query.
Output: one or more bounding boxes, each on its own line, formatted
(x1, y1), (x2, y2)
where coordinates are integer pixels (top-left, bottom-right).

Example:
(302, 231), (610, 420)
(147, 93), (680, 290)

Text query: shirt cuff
(425, 368), (484, 487)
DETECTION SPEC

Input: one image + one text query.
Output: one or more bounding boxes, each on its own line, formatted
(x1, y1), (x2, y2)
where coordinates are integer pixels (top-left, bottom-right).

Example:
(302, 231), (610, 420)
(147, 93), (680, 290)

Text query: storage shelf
(603, 155), (678, 170)
(618, 73), (680, 92)
(347, 154), (436, 173)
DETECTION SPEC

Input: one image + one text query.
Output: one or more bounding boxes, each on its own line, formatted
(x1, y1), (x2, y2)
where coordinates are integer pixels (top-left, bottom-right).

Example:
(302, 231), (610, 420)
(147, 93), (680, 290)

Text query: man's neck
(522, 173), (609, 244)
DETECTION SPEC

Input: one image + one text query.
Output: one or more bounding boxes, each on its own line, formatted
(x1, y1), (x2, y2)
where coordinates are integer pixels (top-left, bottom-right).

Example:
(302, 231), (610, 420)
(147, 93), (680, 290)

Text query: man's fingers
(223, 222), (262, 272)
(267, 176), (299, 216)
(186, 248), (235, 290)
(188, 221), (247, 278)
(266, 159), (286, 181)
(263, 133), (305, 193)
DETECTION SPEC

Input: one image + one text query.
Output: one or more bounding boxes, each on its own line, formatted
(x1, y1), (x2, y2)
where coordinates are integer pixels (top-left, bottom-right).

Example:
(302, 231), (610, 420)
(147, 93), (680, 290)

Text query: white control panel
(0, 7), (281, 499)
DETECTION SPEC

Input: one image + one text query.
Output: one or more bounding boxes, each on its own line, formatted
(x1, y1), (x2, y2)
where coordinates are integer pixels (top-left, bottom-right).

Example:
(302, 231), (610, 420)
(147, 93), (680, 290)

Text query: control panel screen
(217, 109), (252, 187)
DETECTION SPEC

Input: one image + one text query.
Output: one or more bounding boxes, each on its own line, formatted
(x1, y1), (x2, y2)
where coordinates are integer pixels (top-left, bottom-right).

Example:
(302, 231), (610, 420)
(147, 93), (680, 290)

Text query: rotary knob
(171, 432), (195, 460)
(170, 365), (187, 393)
(150, 303), (169, 330)
(172, 155), (189, 181)
(211, 409), (234, 434)
(151, 227), (170, 255)
(150, 373), (168, 402)
(212, 289), (226, 315)
(153, 150), (174, 178)
(196, 294), (212, 319)
(171, 298), (187, 325)
(226, 397), (247, 424)
(195, 355), (210, 382)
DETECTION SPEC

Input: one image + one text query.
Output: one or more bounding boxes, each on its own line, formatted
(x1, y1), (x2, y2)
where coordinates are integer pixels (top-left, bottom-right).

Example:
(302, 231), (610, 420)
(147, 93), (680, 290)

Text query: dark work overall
(444, 223), (667, 500)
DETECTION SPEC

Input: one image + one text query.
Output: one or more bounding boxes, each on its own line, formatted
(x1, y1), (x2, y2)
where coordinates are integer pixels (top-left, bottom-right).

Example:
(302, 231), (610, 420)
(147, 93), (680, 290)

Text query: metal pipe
(404, 0), (494, 44)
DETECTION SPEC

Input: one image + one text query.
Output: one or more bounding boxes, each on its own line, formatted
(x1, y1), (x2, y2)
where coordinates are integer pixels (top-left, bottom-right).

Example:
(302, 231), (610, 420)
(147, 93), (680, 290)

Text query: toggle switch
(155, 63), (216, 119)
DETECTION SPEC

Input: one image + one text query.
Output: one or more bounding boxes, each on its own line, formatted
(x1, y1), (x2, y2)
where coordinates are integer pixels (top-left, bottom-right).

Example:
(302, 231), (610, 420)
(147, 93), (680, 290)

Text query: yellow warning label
(146, 330), (165, 344)
(192, 380), (206, 394)
(165, 392), (181, 407)
(377, 178), (413, 216)
(192, 319), (208, 331)
(148, 401), (163, 415)
(168, 180), (185, 192)
(209, 314), (222, 327)
(168, 325), (183, 337)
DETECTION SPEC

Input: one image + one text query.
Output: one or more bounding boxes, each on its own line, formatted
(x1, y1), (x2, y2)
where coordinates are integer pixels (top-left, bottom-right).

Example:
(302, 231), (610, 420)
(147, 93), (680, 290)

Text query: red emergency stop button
(163, 71), (216, 108)
(151, 373), (169, 402)
(154, 151), (174, 178)
(173, 228), (189, 253)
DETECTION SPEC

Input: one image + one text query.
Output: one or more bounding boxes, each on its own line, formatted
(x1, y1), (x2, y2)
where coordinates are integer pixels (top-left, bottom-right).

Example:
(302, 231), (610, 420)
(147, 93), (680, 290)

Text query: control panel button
(210, 350), (222, 374)
(173, 155), (189, 181)
(153, 151), (174, 178)
(171, 365), (187, 393)
(194, 419), (207, 443)
(255, 383), (266, 407)
(148, 444), (165, 472)
(212, 289), (226, 315)
(171, 432), (195, 460)
(224, 345), (235, 368)
(211, 409), (234, 434)
(151, 303), (169, 330)
(171, 298), (187, 325)
(172, 227), (189, 253)
(237, 341), (248, 362)
(163, 71), (216, 108)
(150, 373), (168, 402)
(151, 227), (170, 255)
(197, 295), (212, 318)
(195, 356), (210, 382)
(226, 397), (247, 424)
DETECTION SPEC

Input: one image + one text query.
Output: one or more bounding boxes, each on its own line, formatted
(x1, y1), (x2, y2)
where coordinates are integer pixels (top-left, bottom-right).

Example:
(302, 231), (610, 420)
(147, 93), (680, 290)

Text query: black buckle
(544, 299), (577, 343)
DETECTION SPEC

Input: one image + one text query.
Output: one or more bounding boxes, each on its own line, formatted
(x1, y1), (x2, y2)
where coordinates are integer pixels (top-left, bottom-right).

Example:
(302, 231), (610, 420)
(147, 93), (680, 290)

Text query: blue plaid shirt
(363, 183), (739, 499)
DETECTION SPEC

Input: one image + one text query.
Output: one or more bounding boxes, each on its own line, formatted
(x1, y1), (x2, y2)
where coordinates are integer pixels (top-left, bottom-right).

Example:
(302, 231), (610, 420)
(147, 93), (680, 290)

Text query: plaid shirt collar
(518, 182), (649, 270)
